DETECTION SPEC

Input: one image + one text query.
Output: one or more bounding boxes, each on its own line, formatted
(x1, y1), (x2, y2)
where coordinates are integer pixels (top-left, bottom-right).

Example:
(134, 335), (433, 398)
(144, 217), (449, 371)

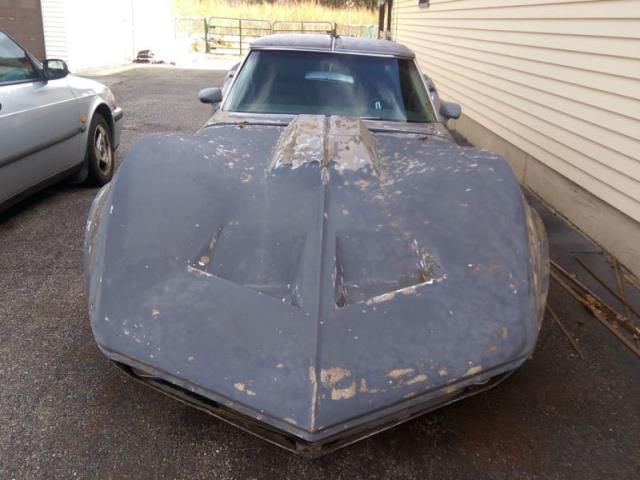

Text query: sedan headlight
(105, 88), (117, 109)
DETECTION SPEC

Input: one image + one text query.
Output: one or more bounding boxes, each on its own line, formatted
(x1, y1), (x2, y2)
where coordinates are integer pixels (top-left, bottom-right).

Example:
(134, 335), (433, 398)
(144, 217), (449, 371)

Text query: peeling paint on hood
(85, 114), (543, 448)
(269, 115), (381, 178)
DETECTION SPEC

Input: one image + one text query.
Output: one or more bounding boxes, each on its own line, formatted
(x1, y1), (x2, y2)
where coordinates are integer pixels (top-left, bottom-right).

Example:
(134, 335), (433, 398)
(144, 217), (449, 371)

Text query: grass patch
(174, 0), (377, 25)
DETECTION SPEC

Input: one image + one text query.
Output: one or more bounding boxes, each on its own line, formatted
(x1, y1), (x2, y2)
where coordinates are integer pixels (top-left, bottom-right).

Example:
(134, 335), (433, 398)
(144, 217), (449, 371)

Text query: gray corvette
(0, 31), (122, 210)
(85, 34), (549, 456)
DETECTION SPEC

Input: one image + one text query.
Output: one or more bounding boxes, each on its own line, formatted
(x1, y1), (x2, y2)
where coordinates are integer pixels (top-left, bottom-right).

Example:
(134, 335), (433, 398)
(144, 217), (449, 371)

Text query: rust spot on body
(233, 382), (256, 396)
(386, 368), (415, 379)
(331, 383), (356, 400)
(359, 379), (368, 393)
(400, 285), (418, 295)
(269, 115), (381, 177)
(309, 366), (318, 430)
(358, 378), (383, 394)
(406, 373), (428, 385)
(321, 367), (356, 400)
(353, 179), (371, 190)
(443, 384), (460, 394)
(320, 367), (352, 388)
(464, 365), (483, 377)
(366, 291), (396, 305)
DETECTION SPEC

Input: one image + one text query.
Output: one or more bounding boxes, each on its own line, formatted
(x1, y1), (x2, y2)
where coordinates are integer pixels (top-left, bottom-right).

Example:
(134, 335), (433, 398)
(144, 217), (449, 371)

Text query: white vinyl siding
(40, 0), (68, 60)
(393, 0), (640, 224)
(40, 0), (174, 71)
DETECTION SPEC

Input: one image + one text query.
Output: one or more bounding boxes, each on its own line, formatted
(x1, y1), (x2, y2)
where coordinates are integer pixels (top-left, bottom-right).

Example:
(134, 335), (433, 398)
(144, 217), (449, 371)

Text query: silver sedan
(0, 31), (123, 210)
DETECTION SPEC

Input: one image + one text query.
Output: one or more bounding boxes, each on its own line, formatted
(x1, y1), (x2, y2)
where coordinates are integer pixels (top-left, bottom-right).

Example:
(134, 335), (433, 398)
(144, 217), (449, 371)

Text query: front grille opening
(117, 362), (299, 451)
(115, 362), (511, 457)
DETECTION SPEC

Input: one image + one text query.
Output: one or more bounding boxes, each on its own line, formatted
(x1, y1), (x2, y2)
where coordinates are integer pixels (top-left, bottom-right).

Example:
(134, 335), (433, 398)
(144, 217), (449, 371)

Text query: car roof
(250, 34), (415, 59)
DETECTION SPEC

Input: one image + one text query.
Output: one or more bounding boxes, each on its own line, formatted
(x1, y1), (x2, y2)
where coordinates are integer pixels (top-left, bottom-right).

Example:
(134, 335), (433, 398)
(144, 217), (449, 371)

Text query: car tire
(85, 114), (114, 186)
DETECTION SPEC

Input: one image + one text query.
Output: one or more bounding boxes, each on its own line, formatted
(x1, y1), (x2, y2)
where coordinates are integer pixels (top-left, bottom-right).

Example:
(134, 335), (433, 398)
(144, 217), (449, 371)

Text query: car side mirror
(439, 101), (461, 120)
(199, 87), (223, 104)
(43, 59), (69, 80)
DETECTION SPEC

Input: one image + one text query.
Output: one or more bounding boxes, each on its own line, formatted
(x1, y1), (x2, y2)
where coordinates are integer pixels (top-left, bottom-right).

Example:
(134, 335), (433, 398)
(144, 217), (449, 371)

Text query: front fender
(84, 182), (113, 309)
(68, 75), (120, 148)
(523, 194), (550, 351)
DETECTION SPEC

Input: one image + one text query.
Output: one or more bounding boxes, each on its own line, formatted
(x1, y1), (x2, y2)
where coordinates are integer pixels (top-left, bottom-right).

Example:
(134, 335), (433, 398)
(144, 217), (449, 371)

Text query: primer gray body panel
(86, 113), (542, 445)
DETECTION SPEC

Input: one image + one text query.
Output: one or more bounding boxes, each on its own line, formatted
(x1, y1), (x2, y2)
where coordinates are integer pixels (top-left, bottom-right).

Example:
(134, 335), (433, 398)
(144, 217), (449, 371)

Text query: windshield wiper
(360, 117), (435, 124)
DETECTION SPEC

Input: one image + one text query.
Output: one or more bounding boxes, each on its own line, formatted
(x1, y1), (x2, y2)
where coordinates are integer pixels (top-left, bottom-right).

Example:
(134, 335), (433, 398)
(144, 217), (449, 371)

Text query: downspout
(386, 0), (393, 38)
(377, 0), (386, 39)
(130, 0), (136, 60)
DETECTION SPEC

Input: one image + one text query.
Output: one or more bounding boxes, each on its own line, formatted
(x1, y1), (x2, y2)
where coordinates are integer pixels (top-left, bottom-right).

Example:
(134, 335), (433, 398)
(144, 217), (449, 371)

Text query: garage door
(42, 0), (134, 71)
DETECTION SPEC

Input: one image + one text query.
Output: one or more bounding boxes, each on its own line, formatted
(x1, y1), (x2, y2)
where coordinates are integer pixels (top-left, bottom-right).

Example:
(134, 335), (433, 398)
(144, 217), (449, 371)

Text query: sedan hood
(86, 115), (536, 442)
(66, 74), (110, 97)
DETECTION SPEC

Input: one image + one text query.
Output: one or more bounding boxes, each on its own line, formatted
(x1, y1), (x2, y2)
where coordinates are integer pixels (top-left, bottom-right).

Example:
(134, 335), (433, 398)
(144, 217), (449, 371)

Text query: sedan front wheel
(86, 114), (114, 186)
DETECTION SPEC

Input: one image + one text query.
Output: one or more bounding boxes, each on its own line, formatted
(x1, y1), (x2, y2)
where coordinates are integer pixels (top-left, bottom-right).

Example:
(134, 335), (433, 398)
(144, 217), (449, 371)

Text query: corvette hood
(85, 115), (534, 439)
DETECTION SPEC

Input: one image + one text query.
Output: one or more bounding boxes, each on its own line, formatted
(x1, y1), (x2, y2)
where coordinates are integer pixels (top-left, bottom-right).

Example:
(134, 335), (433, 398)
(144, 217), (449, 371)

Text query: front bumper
(112, 107), (123, 150)
(108, 352), (525, 458)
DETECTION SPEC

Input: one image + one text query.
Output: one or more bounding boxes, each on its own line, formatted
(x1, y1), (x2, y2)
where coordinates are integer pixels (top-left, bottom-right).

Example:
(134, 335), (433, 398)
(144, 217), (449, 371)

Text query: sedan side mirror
(199, 87), (223, 104)
(439, 101), (461, 120)
(43, 59), (69, 80)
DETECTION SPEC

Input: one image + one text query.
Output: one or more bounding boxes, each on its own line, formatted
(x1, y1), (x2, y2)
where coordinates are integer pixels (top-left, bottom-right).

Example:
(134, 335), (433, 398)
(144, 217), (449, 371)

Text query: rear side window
(0, 33), (39, 85)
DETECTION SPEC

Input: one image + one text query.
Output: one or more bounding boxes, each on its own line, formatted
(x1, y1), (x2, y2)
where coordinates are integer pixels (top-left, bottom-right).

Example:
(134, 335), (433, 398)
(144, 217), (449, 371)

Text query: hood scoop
(269, 115), (381, 176)
(335, 234), (445, 307)
(188, 225), (306, 307)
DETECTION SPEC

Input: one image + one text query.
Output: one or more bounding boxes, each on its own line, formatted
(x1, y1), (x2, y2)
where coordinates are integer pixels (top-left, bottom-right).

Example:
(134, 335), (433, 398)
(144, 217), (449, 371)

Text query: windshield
(224, 50), (436, 123)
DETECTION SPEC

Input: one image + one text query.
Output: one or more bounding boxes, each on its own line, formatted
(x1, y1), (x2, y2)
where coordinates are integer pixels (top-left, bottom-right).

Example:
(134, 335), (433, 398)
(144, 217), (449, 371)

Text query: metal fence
(271, 20), (334, 34)
(175, 16), (376, 56)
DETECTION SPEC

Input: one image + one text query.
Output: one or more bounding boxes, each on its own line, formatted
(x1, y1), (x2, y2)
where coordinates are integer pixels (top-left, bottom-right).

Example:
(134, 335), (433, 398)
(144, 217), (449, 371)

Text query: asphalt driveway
(0, 67), (638, 480)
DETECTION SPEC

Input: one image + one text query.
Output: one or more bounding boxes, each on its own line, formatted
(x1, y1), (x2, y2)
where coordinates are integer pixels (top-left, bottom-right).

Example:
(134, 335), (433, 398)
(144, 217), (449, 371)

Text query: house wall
(40, 0), (68, 61)
(392, 0), (640, 275)
(0, 0), (45, 59)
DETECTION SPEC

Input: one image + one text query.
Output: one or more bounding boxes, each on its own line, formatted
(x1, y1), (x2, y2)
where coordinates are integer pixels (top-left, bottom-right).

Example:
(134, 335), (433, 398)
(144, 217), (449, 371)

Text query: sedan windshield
(224, 50), (436, 123)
